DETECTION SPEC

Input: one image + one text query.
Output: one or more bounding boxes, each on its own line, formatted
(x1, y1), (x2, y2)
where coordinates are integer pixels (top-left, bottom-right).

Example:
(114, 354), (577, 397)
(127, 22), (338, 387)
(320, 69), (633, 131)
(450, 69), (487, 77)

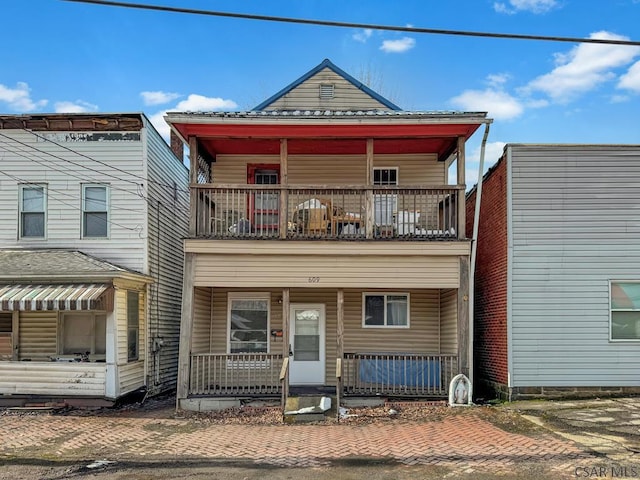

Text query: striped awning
(0, 284), (112, 311)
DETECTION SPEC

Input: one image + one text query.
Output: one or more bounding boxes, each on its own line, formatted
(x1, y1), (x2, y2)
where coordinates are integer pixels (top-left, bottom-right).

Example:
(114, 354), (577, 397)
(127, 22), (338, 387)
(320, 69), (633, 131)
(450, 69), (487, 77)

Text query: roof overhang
(166, 112), (490, 160)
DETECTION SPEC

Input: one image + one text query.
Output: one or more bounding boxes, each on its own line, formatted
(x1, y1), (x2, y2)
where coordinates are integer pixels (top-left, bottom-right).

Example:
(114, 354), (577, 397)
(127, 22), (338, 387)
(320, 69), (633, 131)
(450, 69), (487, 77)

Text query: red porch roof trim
(171, 122), (481, 140)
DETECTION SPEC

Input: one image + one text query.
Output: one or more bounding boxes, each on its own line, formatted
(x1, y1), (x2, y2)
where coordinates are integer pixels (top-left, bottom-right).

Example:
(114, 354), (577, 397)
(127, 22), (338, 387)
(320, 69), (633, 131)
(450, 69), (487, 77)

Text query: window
(19, 184), (46, 238)
(228, 294), (270, 353)
(82, 184), (109, 238)
(363, 293), (409, 328)
(373, 167), (398, 186)
(127, 290), (139, 361)
(610, 282), (640, 341)
(59, 313), (106, 358)
(319, 83), (334, 100)
(0, 313), (12, 360)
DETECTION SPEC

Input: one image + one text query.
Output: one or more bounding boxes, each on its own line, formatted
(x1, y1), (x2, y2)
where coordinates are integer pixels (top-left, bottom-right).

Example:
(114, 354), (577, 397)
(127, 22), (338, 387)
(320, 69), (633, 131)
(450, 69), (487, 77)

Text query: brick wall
(466, 157), (509, 397)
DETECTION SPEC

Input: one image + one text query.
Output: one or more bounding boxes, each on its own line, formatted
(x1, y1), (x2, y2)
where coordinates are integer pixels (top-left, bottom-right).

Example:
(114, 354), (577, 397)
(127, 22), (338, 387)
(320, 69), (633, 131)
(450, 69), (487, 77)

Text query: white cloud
(148, 94), (238, 142)
(618, 60), (640, 92)
(450, 88), (524, 120)
(54, 100), (98, 113)
(0, 82), (47, 112)
(380, 37), (415, 53)
(494, 0), (558, 14)
(524, 31), (640, 103)
(140, 90), (181, 106)
(353, 29), (373, 43)
(610, 94), (630, 103)
(174, 94), (237, 111)
(486, 73), (511, 87)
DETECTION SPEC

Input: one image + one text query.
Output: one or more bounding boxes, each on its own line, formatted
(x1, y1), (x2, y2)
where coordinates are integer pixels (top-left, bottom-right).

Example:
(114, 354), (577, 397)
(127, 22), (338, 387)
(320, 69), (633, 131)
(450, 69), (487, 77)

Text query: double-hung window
(363, 293), (410, 328)
(82, 184), (109, 238)
(610, 281), (640, 341)
(0, 313), (12, 360)
(19, 184), (46, 238)
(228, 294), (270, 353)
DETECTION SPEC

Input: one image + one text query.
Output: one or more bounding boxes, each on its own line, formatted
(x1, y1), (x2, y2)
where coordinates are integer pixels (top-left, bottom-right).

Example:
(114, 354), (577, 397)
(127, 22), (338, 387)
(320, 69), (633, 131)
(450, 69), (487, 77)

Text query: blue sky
(1, 0), (639, 185)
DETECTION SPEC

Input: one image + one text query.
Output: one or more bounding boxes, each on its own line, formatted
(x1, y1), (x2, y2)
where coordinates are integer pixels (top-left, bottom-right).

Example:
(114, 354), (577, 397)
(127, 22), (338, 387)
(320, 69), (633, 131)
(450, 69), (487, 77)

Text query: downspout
(469, 121), (491, 388)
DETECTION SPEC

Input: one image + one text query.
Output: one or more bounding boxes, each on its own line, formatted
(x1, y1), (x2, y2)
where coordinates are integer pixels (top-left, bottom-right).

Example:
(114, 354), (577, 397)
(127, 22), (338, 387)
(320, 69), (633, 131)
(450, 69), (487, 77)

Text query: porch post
(281, 288), (290, 401)
(176, 252), (195, 407)
(457, 256), (470, 377)
(11, 311), (18, 361)
(456, 136), (466, 239)
(336, 289), (344, 403)
(279, 139), (288, 239)
(188, 136), (198, 236)
(365, 139), (375, 239)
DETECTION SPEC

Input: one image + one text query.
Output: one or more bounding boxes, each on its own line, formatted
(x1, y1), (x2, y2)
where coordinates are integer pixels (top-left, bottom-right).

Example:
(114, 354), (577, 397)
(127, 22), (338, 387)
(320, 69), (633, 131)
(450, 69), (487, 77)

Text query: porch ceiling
(171, 122), (482, 160)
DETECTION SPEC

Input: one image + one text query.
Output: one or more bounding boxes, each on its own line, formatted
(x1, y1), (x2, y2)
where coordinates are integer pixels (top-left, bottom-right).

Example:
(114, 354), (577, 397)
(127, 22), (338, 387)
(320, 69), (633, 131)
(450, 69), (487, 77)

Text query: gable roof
(253, 59), (401, 111)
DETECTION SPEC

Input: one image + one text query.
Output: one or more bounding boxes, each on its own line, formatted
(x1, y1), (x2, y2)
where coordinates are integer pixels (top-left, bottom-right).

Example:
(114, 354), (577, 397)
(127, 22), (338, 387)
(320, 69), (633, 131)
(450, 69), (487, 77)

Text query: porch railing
(189, 353), (284, 396)
(342, 353), (457, 397)
(193, 185), (461, 240)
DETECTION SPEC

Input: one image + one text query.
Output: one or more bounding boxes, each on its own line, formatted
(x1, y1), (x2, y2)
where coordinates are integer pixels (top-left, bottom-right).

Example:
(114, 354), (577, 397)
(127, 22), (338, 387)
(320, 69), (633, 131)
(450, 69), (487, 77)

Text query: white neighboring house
(0, 113), (189, 406)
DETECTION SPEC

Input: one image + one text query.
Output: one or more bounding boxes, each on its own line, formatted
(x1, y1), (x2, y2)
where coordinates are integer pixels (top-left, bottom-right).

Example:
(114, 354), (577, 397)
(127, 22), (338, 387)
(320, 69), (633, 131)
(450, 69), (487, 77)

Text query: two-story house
(167, 59), (491, 411)
(0, 113), (188, 406)
(466, 144), (640, 401)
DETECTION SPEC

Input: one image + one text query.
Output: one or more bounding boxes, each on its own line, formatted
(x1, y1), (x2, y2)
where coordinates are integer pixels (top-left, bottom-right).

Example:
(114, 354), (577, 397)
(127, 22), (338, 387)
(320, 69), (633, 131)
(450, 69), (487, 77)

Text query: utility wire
(62, 0), (640, 46)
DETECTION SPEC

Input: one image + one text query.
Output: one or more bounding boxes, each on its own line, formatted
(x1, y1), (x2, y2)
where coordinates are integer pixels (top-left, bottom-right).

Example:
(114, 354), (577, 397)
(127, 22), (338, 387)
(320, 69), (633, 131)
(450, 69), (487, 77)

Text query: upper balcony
(193, 184), (461, 240)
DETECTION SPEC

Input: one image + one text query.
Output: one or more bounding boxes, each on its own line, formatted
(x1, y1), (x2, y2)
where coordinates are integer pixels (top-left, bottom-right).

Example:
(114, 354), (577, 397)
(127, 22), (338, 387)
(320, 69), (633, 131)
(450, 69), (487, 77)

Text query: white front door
(289, 304), (325, 385)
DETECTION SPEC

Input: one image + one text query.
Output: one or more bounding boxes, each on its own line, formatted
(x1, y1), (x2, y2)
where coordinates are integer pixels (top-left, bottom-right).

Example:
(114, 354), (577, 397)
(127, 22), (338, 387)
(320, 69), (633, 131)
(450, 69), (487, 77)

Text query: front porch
(178, 284), (468, 409)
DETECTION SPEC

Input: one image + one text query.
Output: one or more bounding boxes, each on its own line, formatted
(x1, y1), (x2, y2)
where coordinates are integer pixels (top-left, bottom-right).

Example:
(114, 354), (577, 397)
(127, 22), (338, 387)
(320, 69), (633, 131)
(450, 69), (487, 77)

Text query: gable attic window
(319, 84), (334, 100)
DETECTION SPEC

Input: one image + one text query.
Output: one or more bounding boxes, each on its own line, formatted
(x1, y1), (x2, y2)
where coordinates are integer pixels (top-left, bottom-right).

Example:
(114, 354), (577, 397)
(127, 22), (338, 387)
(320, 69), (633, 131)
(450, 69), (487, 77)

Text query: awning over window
(0, 284), (112, 311)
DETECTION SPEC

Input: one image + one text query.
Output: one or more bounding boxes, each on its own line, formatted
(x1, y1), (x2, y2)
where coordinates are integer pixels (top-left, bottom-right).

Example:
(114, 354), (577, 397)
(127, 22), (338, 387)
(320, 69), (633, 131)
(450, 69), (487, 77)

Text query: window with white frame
(363, 293), (409, 328)
(59, 313), (106, 358)
(127, 290), (140, 361)
(228, 294), (270, 353)
(19, 184), (46, 238)
(610, 281), (640, 341)
(373, 167), (398, 186)
(82, 184), (109, 238)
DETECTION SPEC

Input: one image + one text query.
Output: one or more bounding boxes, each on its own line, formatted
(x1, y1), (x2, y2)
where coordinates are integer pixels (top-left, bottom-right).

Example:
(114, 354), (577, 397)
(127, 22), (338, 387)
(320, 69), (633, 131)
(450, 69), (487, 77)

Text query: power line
(62, 0), (640, 46)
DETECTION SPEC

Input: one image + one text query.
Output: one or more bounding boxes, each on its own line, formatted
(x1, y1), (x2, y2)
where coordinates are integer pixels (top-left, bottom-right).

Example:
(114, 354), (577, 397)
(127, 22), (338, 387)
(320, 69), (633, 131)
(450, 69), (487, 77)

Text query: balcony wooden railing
(342, 353), (458, 397)
(193, 185), (462, 240)
(189, 353), (284, 396)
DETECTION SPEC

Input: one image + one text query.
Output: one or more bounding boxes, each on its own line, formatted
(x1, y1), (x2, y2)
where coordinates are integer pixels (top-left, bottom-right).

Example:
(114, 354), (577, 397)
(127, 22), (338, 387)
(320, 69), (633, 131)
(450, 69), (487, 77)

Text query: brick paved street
(0, 402), (594, 477)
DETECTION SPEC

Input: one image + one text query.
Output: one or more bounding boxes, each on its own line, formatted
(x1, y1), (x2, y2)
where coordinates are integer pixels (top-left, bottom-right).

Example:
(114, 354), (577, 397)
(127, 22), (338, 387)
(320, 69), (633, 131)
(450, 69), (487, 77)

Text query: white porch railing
(193, 185), (461, 240)
(189, 353), (284, 396)
(342, 353), (457, 397)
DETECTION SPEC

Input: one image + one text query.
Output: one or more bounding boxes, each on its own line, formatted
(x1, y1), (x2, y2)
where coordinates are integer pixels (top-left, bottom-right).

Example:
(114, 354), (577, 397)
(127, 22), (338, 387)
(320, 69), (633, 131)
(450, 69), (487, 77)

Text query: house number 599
(308, 277), (320, 283)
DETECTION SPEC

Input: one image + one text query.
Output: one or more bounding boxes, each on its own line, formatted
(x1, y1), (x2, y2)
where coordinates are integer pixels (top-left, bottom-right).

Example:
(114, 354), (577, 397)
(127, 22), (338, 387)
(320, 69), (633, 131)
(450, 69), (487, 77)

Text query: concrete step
(283, 395), (334, 423)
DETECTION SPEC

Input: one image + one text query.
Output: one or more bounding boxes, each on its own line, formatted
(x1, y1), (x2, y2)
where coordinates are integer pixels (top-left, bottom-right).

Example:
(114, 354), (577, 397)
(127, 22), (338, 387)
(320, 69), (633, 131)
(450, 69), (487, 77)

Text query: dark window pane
(364, 295), (384, 325)
(84, 212), (108, 237)
(22, 213), (44, 237)
(611, 311), (640, 340)
(294, 335), (319, 361)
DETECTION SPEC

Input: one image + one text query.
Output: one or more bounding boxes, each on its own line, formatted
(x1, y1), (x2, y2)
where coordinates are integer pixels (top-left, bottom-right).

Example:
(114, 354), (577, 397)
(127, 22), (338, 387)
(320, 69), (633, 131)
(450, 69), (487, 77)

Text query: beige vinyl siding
(118, 361), (145, 395)
(203, 288), (443, 387)
(0, 129), (147, 272)
(211, 154), (442, 185)
(264, 68), (390, 111)
(192, 287), (212, 354)
(194, 254), (460, 289)
(142, 123), (189, 393)
(18, 312), (57, 361)
(115, 288), (146, 365)
(0, 362), (106, 396)
(439, 289), (458, 354)
(509, 144), (640, 387)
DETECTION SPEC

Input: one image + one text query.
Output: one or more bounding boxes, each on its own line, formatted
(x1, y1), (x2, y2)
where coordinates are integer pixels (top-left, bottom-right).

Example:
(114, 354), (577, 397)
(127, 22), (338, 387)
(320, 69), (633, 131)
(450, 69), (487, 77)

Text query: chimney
(170, 129), (184, 162)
